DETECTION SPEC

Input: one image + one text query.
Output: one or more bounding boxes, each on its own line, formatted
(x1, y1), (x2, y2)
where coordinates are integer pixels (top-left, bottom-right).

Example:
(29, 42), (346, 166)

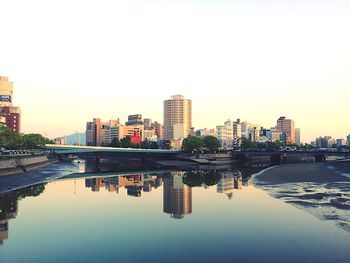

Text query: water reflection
(2, 167), (350, 263)
(82, 169), (253, 219)
(0, 183), (46, 245)
(164, 172), (192, 219)
(0, 169), (254, 245)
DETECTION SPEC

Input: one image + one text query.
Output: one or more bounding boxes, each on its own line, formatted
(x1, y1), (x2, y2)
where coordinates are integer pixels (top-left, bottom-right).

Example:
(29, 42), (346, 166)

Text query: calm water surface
(1, 167), (350, 263)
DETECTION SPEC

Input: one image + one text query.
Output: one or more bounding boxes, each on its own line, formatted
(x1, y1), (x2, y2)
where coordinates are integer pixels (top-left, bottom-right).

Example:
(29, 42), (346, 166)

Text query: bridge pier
(93, 156), (101, 172)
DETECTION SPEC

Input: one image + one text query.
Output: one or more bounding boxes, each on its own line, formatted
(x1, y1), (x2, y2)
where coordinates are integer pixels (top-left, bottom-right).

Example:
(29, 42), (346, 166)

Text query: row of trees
(240, 139), (315, 151)
(0, 126), (52, 150)
(181, 136), (221, 153)
(108, 137), (159, 149)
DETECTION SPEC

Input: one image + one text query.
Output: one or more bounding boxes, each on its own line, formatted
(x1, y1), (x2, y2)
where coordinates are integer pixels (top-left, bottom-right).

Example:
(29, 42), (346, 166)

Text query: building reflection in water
(85, 174), (162, 197)
(163, 172), (192, 219)
(0, 195), (18, 245)
(83, 170), (251, 218)
(0, 183), (46, 245)
(217, 170), (249, 199)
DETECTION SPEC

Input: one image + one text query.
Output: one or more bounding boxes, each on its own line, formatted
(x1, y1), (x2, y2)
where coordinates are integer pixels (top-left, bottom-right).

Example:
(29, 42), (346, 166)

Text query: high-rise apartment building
(163, 95), (192, 140)
(276, 116), (295, 145)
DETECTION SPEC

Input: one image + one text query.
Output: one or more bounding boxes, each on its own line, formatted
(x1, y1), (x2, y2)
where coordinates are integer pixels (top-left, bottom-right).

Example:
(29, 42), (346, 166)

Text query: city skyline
(0, 0), (349, 142)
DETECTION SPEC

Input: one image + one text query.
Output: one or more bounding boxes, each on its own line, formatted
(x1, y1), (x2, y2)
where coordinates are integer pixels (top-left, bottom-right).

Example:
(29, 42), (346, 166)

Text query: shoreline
(253, 160), (350, 186)
(0, 156), (58, 177)
(252, 160), (350, 233)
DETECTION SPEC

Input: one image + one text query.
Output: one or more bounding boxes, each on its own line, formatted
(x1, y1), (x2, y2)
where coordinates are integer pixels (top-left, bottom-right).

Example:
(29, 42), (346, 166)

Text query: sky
(0, 0), (349, 142)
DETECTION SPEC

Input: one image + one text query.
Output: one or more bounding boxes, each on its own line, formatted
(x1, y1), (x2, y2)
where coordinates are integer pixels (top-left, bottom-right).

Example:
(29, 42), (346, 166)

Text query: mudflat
(255, 161), (350, 185)
(254, 160), (350, 232)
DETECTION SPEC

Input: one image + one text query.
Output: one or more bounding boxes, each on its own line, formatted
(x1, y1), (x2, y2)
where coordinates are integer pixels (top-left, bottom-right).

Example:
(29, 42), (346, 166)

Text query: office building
(0, 76), (21, 133)
(152, 121), (163, 140)
(216, 120), (233, 149)
(143, 118), (152, 129)
(195, 128), (215, 137)
(86, 118), (102, 146)
(347, 135), (350, 146)
(126, 114), (143, 126)
(163, 95), (192, 140)
(248, 125), (260, 142)
(276, 116), (295, 145)
(0, 106), (21, 133)
(63, 132), (86, 146)
(54, 137), (65, 145)
(0, 76), (13, 107)
(315, 136), (335, 148)
(233, 119), (242, 138)
(336, 138), (346, 147)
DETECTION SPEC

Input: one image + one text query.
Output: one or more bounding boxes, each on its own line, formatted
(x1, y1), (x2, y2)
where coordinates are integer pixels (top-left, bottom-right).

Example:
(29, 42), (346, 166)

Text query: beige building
(104, 123), (144, 143)
(216, 119), (234, 149)
(0, 76), (13, 107)
(277, 116), (295, 145)
(163, 95), (192, 140)
(271, 128), (282, 142)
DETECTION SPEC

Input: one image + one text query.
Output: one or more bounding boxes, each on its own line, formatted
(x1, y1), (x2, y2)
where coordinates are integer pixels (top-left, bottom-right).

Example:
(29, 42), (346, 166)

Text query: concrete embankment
(0, 156), (58, 177)
(177, 153), (235, 165)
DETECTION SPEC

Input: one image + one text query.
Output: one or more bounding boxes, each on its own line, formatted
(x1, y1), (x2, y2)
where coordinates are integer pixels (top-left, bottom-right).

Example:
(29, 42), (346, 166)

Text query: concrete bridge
(45, 144), (180, 160)
(45, 144), (350, 166)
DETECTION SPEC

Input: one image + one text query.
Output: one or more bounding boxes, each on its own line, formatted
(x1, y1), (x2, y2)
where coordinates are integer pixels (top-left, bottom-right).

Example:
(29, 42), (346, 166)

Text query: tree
(109, 137), (121, 147)
(182, 136), (202, 153)
(266, 141), (283, 150)
(257, 142), (268, 150)
(0, 126), (22, 149)
(241, 140), (257, 150)
(141, 139), (159, 149)
(0, 127), (50, 149)
(182, 170), (221, 187)
(202, 136), (220, 153)
(120, 136), (132, 148)
(22, 134), (50, 149)
(202, 171), (220, 186)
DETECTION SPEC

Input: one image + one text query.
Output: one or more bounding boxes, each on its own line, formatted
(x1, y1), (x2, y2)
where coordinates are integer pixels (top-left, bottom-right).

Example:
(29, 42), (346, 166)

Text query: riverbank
(0, 162), (80, 193)
(254, 160), (350, 185)
(254, 160), (350, 232)
(0, 155), (58, 177)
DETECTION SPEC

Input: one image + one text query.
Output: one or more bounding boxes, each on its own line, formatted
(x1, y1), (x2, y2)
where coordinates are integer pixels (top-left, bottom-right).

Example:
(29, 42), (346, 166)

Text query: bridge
(45, 144), (181, 165)
(45, 144), (350, 166)
(45, 144), (179, 158)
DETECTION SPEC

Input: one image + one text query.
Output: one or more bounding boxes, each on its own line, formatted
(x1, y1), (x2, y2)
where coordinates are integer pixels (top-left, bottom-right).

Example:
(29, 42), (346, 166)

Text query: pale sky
(0, 0), (349, 142)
